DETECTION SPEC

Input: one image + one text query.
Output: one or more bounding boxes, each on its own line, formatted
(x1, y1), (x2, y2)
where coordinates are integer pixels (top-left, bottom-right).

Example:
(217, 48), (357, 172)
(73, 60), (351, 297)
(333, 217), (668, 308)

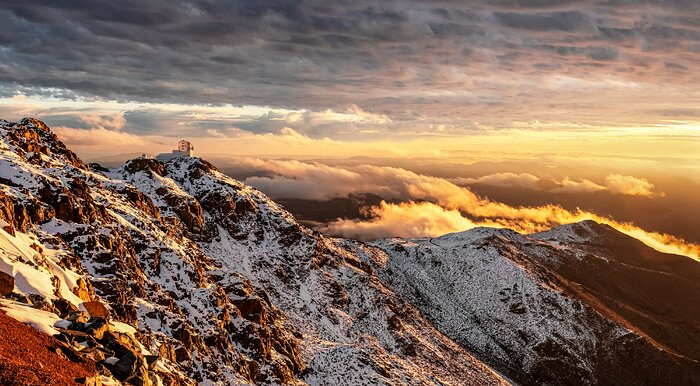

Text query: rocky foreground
(0, 118), (697, 385)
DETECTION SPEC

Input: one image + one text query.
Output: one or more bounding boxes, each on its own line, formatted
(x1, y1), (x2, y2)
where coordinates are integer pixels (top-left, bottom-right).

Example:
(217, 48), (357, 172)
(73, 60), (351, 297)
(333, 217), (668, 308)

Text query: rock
(174, 346), (191, 363)
(124, 158), (165, 176)
(88, 163), (110, 173)
(129, 374), (152, 386)
(29, 243), (43, 253)
(157, 342), (176, 363)
(231, 296), (266, 324)
(75, 375), (102, 386)
(0, 272), (15, 295)
(145, 354), (159, 369)
(102, 329), (138, 348)
(84, 301), (110, 319)
(31, 298), (58, 314)
(67, 310), (91, 323)
(172, 324), (194, 350)
(106, 350), (150, 385)
(53, 298), (79, 317)
(4, 292), (31, 304)
(56, 329), (97, 349)
(85, 318), (109, 340)
(79, 347), (106, 363)
(72, 278), (92, 302)
(108, 351), (139, 380)
(2, 224), (14, 236)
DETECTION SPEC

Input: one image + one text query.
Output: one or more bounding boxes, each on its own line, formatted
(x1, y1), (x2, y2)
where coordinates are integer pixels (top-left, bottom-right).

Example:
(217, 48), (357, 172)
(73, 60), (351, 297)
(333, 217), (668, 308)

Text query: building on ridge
(155, 140), (194, 162)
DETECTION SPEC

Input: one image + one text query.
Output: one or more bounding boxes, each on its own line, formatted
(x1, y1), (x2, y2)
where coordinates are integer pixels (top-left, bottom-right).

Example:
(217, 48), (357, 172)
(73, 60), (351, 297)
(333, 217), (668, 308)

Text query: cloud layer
(238, 157), (698, 260)
(453, 172), (658, 196)
(1, 1), (700, 136)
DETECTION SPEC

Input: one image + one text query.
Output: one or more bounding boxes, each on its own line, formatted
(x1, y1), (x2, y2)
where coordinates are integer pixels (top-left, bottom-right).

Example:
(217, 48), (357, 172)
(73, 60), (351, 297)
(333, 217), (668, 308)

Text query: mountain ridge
(0, 118), (508, 385)
(0, 117), (698, 385)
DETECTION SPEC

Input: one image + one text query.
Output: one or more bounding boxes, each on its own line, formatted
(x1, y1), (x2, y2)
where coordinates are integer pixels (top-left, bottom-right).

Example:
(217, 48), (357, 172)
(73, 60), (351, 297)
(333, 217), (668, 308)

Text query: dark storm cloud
(1, 0), (700, 134)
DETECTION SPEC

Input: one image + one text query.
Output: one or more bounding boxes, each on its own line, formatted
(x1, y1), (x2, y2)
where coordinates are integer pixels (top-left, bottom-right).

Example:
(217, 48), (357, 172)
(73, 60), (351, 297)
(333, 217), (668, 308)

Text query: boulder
(0, 271), (15, 295)
(79, 347), (106, 363)
(106, 350), (150, 385)
(56, 329), (97, 349)
(67, 310), (91, 323)
(84, 301), (110, 319)
(231, 296), (266, 324)
(53, 298), (79, 317)
(85, 318), (109, 340)
(29, 243), (43, 253)
(102, 330), (140, 354)
(2, 223), (14, 236)
(4, 292), (31, 304)
(145, 354), (159, 369)
(72, 278), (92, 302)
(174, 346), (191, 363)
(75, 375), (102, 386)
(108, 351), (139, 380)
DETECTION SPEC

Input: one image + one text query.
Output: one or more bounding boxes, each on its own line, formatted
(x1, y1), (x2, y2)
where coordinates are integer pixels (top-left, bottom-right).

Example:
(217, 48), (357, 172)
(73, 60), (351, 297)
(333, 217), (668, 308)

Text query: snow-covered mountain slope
(359, 225), (700, 386)
(111, 156), (508, 386)
(2, 117), (698, 386)
(0, 118), (508, 385)
(531, 221), (700, 367)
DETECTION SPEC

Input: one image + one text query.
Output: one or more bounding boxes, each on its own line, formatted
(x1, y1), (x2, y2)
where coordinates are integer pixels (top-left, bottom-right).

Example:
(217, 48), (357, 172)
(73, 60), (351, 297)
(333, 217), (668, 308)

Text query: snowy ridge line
(0, 118), (509, 385)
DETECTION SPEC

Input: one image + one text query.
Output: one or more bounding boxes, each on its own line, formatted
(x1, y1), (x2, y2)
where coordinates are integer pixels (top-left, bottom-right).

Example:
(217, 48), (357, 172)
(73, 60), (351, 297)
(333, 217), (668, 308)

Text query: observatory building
(156, 140), (195, 162)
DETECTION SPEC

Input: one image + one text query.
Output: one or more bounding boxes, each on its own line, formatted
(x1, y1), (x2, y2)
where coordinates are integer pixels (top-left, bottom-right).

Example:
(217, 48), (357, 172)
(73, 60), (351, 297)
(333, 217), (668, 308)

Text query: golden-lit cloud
(239, 158), (697, 261)
(321, 201), (478, 240)
(53, 126), (145, 147)
(604, 174), (656, 197)
(454, 172), (658, 196)
(551, 178), (606, 194)
(241, 159), (470, 201)
(78, 112), (127, 131)
(322, 200), (700, 261)
(452, 173), (544, 190)
(258, 104), (392, 128)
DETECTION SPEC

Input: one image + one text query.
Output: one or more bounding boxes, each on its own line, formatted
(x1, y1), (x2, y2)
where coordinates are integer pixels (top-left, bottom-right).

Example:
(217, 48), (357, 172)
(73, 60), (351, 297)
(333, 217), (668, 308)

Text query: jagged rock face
(364, 227), (700, 386)
(0, 119), (305, 385)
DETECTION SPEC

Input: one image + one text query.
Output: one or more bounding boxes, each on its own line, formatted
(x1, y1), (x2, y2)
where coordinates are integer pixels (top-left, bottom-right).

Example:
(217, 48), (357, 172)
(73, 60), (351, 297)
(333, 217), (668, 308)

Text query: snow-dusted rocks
(0, 118), (507, 385)
(113, 150), (509, 386)
(0, 119), (306, 385)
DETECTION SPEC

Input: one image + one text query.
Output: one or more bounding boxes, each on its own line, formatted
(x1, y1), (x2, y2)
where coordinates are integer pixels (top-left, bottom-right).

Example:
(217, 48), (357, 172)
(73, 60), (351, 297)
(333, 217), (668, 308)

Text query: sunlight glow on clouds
(1, 0), (698, 260)
(321, 200), (700, 262)
(452, 172), (658, 197)
(237, 158), (699, 261)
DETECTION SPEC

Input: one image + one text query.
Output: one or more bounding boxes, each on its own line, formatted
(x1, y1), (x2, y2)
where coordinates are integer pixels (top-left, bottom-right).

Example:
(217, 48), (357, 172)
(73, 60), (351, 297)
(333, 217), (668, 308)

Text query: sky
(1, 1), (699, 258)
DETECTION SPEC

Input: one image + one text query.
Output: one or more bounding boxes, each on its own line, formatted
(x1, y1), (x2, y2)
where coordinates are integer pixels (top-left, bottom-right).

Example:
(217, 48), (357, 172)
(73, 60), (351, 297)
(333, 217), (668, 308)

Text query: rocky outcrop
(53, 315), (152, 385)
(0, 119), (307, 385)
(3, 118), (85, 170)
(0, 272), (14, 295)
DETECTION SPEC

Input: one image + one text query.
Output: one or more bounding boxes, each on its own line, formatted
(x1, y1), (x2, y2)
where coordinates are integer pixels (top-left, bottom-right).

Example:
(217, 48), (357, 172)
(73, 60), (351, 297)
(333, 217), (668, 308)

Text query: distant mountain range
(0, 118), (697, 385)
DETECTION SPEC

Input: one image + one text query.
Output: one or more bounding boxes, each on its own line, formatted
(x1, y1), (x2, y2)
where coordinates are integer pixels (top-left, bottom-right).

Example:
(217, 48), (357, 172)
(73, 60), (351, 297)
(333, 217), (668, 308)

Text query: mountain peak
(19, 117), (51, 132)
(532, 219), (619, 243)
(0, 117), (85, 170)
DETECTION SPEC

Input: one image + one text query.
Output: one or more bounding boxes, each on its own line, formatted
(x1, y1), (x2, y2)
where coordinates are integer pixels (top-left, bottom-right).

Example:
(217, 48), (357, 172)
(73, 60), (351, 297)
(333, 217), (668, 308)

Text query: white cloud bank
(452, 172), (658, 197)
